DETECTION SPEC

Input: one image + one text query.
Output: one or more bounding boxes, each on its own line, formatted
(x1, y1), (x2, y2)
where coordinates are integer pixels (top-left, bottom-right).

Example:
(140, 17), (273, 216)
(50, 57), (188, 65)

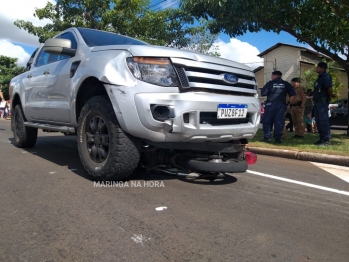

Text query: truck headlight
(127, 57), (179, 87)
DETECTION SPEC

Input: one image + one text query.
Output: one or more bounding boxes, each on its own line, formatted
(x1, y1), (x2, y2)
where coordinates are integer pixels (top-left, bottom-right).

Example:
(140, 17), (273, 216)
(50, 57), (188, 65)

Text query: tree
(14, 0), (215, 50)
(180, 22), (220, 56)
(0, 56), (25, 100)
(181, 0), (349, 134)
(301, 60), (343, 102)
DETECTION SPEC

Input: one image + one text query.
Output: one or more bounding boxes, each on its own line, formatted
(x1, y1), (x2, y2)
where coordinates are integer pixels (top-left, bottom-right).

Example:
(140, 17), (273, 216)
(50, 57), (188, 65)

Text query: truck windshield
(77, 28), (148, 47)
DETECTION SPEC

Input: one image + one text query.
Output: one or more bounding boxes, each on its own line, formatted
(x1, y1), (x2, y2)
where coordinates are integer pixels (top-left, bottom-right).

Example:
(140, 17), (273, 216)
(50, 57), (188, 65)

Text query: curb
(247, 147), (349, 167)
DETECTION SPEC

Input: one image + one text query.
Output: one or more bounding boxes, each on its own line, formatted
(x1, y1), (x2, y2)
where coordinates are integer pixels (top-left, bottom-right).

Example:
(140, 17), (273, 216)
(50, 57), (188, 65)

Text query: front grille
(189, 76), (255, 89)
(172, 59), (257, 95)
(200, 112), (250, 126)
(180, 65), (255, 81)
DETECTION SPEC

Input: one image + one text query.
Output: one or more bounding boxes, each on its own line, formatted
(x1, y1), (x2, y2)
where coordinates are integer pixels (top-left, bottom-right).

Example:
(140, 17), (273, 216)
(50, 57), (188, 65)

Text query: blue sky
(0, 0), (304, 69)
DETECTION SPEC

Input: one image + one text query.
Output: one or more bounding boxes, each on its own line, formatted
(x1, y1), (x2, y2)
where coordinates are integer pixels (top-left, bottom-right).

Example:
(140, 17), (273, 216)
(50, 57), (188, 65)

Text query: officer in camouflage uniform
(261, 71), (296, 144)
(290, 77), (306, 138)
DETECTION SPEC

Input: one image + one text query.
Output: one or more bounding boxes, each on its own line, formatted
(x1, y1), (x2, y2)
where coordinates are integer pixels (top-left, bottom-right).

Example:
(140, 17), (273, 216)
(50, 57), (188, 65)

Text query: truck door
(45, 31), (78, 123)
(25, 32), (78, 123)
(24, 46), (52, 121)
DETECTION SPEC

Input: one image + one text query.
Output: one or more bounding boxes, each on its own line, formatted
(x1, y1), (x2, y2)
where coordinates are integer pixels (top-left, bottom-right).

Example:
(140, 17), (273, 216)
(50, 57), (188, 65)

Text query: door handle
(43, 69), (50, 75)
(27, 74), (32, 79)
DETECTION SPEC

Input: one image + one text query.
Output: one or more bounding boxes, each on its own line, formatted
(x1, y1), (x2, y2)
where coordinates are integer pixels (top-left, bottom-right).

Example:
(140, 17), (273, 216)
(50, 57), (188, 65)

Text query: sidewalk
(247, 146), (349, 167)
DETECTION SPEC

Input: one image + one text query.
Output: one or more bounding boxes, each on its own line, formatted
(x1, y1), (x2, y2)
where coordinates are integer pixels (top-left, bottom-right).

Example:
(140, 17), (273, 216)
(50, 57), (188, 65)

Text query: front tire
(77, 96), (140, 181)
(12, 104), (38, 148)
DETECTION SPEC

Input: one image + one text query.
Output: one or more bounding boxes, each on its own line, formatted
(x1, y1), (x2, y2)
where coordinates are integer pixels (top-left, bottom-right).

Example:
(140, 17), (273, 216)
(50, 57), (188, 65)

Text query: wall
(263, 46), (300, 83)
(254, 68), (264, 90)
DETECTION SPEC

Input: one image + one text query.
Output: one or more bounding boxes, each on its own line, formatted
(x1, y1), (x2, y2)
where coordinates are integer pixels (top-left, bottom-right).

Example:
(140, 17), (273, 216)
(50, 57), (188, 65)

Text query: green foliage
(301, 69), (318, 92)
(181, 0), (349, 69)
(13, 0), (217, 51)
(181, 21), (220, 56)
(0, 56), (25, 100)
(299, 60), (343, 101)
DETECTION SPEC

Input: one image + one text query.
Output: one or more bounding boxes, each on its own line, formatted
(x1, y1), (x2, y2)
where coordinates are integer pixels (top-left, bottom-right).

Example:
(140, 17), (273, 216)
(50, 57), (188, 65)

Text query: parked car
(9, 27), (260, 181)
(329, 98), (348, 126)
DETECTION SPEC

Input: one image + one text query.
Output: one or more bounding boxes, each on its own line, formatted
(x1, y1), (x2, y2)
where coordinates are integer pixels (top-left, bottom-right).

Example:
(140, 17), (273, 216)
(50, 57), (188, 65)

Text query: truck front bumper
(106, 84), (260, 143)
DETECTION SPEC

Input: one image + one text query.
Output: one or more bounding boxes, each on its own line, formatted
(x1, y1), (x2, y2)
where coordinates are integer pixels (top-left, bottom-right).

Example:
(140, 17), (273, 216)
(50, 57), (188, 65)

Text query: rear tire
(77, 96), (140, 181)
(12, 104), (38, 148)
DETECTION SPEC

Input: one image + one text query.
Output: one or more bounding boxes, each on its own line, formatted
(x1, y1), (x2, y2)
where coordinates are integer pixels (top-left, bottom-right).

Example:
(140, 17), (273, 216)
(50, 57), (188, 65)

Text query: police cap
(317, 62), (327, 69)
(272, 70), (282, 76)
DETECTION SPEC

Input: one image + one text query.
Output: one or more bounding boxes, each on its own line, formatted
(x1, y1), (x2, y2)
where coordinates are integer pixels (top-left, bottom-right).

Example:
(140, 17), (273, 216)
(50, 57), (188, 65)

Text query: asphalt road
(1, 119), (349, 262)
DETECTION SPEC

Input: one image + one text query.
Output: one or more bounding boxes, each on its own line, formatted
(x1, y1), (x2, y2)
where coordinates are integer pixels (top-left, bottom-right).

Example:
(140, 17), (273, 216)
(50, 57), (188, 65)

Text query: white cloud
(214, 38), (264, 69)
(0, 40), (30, 66)
(0, 0), (54, 64)
(0, 0), (55, 46)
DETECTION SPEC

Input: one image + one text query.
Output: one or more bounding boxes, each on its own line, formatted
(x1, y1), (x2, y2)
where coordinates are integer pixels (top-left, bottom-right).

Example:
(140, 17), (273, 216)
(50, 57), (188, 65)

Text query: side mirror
(43, 38), (76, 57)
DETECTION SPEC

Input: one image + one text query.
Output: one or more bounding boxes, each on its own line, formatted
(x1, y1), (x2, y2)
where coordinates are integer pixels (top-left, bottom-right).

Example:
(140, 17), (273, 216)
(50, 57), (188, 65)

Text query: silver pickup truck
(10, 27), (260, 180)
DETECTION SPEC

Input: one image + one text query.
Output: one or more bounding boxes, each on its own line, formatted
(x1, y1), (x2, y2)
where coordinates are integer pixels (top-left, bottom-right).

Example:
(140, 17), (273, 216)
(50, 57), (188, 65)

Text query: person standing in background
(0, 98), (6, 119)
(304, 89), (314, 132)
(261, 71), (296, 144)
(290, 78), (306, 138)
(312, 62), (336, 146)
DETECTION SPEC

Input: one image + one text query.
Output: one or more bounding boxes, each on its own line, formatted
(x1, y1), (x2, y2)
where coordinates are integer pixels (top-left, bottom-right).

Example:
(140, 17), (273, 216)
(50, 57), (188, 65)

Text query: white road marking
(155, 206), (167, 211)
(311, 162), (349, 183)
(247, 170), (349, 196)
(49, 171), (57, 175)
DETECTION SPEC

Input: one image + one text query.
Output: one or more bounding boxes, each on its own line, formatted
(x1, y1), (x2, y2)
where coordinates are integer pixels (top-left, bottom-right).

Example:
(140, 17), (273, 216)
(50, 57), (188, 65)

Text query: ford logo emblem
(222, 73), (239, 84)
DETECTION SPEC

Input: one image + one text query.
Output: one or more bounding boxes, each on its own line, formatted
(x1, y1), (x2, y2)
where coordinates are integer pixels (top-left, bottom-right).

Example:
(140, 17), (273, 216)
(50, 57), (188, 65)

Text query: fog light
(245, 151), (257, 165)
(150, 105), (175, 121)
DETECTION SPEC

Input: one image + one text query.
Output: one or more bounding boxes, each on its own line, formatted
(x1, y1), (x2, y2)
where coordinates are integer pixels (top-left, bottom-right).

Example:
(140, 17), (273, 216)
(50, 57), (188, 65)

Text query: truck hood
(90, 45), (253, 72)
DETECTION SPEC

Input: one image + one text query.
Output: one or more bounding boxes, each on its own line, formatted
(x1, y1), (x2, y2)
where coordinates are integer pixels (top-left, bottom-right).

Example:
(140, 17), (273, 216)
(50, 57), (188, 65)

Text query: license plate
(217, 104), (248, 119)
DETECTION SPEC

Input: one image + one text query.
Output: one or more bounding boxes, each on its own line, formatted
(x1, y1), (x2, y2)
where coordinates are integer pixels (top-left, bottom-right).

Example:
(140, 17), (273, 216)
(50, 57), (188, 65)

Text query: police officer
(313, 62), (336, 146)
(290, 77), (306, 138)
(261, 71), (296, 143)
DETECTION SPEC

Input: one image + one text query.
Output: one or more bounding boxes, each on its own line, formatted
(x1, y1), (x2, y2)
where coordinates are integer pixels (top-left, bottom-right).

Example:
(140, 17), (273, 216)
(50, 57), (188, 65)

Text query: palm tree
(299, 60), (343, 102)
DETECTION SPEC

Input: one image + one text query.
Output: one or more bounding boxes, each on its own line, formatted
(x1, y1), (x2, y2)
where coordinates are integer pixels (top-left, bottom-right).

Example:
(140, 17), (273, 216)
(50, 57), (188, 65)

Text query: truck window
(26, 48), (39, 71)
(35, 48), (51, 67)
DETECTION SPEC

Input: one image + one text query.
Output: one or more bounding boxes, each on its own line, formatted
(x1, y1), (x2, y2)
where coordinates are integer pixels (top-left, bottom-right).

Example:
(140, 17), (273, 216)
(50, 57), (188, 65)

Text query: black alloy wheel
(86, 116), (109, 163)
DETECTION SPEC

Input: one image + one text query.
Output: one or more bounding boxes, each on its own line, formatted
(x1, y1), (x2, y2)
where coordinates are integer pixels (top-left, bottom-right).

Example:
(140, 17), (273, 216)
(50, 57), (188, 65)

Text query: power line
(160, 0), (179, 10)
(148, 0), (169, 10)
(153, 0), (179, 11)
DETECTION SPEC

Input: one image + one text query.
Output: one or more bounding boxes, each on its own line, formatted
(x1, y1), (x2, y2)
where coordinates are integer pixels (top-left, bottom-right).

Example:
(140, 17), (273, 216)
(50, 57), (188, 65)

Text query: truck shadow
(9, 134), (238, 185)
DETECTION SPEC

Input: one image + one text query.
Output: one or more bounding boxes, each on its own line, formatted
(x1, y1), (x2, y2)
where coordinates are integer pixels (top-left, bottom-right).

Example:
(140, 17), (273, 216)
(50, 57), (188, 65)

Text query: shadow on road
(9, 135), (238, 185)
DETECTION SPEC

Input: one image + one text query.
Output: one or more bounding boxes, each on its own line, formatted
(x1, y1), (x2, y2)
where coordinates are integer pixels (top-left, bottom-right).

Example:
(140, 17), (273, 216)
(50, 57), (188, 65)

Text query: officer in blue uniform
(261, 71), (296, 143)
(312, 62), (335, 146)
